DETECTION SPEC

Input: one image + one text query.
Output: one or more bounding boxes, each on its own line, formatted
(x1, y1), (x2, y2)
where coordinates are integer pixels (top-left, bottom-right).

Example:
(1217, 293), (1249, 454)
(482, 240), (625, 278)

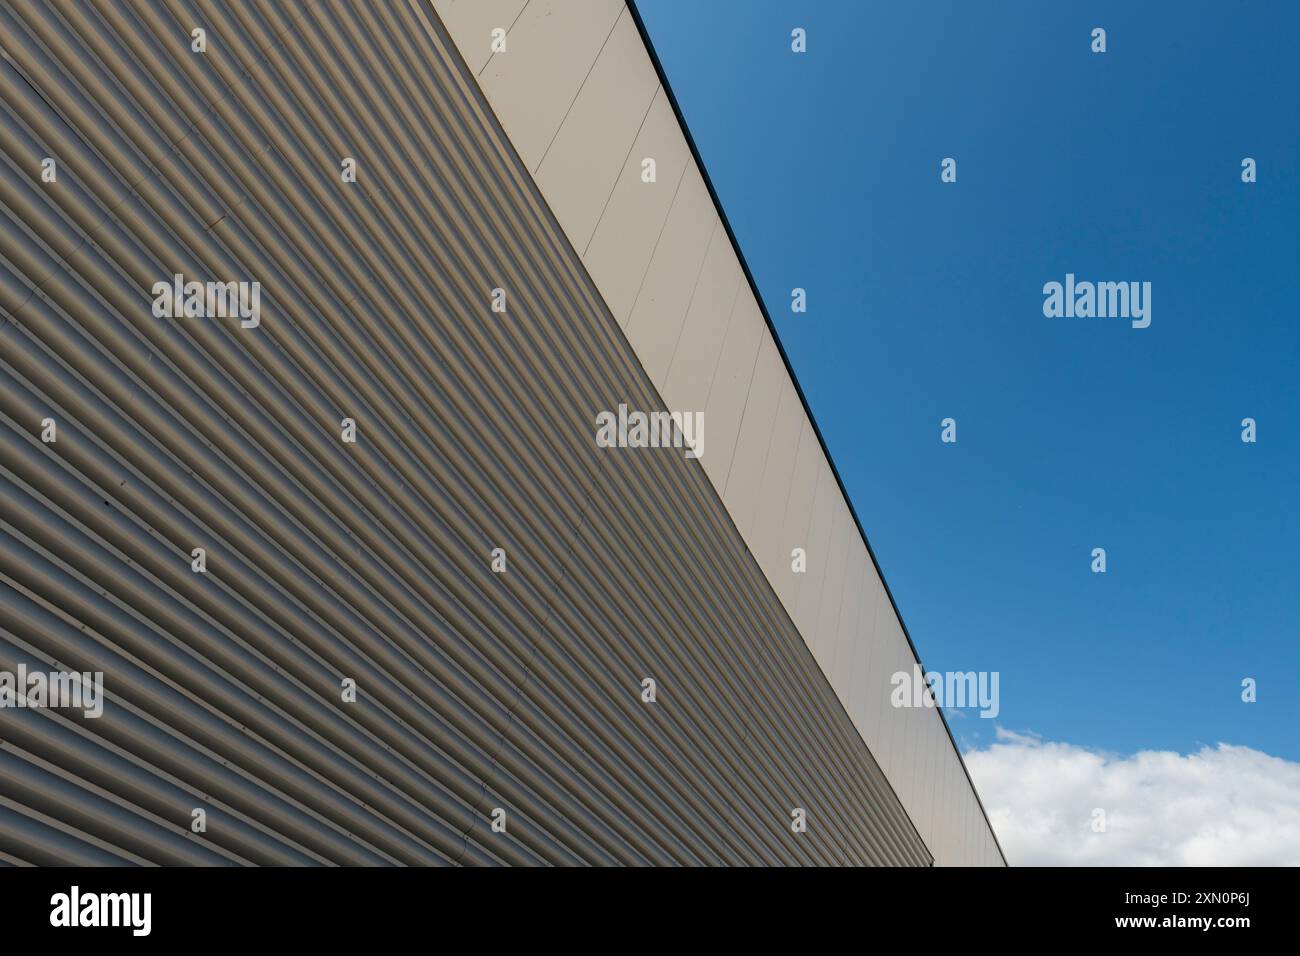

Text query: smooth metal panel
(699, 294), (763, 491)
(809, 501), (847, 666)
(917, 731), (940, 838)
(830, 547), (869, 706)
(624, 163), (716, 386)
(937, 743), (956, 866)
(847, 559), (884, 724)
(771, 413), (820, 612)
(869, 625), (903, 783)
(659, 232), (743, 415)
(897, 671), (924, 814)
(476, 0), (624, 172)
(433, 0), (528, 75)
(748, 378), (803, 582)
(793, 461), (838, 641)
(722, 332), (783, 543)
(581, 87), (691, 323)
(535, 8), (658, 251)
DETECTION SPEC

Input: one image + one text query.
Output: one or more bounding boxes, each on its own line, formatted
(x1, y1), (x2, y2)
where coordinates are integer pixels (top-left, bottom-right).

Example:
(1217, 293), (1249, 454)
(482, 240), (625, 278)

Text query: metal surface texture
(1, 0), (932, 866)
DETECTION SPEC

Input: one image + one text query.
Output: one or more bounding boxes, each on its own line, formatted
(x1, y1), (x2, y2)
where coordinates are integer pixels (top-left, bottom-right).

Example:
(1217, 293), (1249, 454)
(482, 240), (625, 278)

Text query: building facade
(0, 0), (1002, 866)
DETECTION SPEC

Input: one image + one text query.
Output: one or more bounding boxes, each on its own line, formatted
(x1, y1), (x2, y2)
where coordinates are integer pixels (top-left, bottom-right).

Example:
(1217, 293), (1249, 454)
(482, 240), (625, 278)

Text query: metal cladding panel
(875, 620), (918, 784)
(432, 0), (529, 76)
(534, 8), (658, 252)
(747, 376), (803, 583)
(814, 500), (855, 666)
(623, 163), (715, 381)
(897, 673), (924, 814)
(830, 547), (870, 706)
(721, 331), (783, 541)
(581, 88), (692, 325)
(698, 292), (763, 491)
(659, 223), (743, 412)
(0, 0), (929, 866)
(793, 461), (839, 640)
(475, 0), (624, 173)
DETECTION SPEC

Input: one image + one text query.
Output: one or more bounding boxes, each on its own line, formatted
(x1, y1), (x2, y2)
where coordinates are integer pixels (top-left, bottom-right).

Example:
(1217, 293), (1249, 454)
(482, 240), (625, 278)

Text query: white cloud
(964, 729), (1300, 866)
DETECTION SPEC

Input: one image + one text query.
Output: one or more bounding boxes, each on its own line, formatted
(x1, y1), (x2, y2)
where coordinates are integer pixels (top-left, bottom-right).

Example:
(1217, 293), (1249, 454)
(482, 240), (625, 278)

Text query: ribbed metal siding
(0, 0), (930, 866)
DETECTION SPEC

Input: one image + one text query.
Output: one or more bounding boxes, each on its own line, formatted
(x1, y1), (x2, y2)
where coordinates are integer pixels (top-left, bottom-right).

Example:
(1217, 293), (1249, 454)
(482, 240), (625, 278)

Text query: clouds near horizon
(964, 729), (1300, 866)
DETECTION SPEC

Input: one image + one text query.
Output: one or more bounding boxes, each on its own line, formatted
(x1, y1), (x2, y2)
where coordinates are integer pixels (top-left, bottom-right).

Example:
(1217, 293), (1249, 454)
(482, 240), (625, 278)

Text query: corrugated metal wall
(0, 0), (929, 865)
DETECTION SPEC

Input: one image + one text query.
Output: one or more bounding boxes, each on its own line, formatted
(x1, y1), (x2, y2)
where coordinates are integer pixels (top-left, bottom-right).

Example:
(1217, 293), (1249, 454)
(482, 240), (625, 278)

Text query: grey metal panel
(0, 0), (929, 866)
(829, 547), (869, 706)
(772, 414), (820, 613)
(793, 461), (839, 640)
(535, 8), (657, 252)
(476, 0), (625, 173)
(659, 222), (743, 412)
(699, 292), (763, 491)
(721, 332), (783, 541)
(581, 86), (692, 325)
(813, 501), (854, 667)
(846, 559), (882, 725)
(623, 162), (715, 382)
(432, 0), (528, 76)
(747, 376), (803, 585)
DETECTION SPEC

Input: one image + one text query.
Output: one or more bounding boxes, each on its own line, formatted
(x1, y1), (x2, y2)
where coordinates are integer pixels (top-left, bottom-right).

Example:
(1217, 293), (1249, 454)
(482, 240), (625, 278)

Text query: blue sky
(635, 0), (1299, 763)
